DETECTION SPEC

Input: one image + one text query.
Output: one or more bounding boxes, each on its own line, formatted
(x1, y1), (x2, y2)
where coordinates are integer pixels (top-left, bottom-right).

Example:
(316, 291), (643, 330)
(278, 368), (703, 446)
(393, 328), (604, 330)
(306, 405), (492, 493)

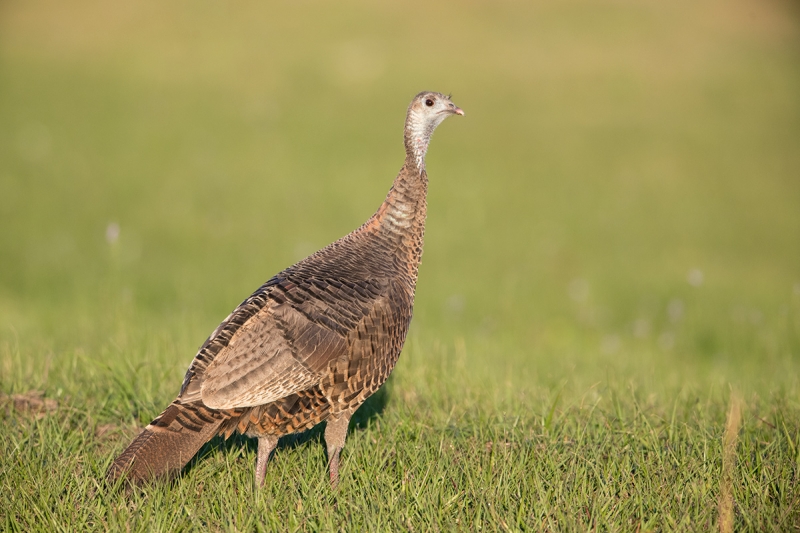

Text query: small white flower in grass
(445, 294), (465, 316)
(601, 335), (620, 354)
(687, 268), (704, 287)
(633, 319), (650, 339)
(568, 278), (589, 303)
(667, 299), (684, 322)
(106, 222), (120, 244)
(658, 332), (675, 350)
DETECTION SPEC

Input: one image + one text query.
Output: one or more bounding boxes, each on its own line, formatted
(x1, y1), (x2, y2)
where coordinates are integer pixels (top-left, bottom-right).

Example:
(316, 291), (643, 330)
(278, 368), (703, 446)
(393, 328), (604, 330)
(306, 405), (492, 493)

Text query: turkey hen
(107, 91), (464, 488)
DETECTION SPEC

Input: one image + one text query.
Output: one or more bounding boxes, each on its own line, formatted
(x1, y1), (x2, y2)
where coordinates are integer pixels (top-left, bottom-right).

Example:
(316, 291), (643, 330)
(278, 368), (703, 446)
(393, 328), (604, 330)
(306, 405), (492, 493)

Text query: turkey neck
(365, 110), (438, 278)
(373, 160), (427, 273)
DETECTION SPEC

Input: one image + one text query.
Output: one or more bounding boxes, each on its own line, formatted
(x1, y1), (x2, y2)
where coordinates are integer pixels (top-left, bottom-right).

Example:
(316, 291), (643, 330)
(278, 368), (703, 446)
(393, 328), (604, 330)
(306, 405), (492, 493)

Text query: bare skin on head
(107, 91), (463, 489)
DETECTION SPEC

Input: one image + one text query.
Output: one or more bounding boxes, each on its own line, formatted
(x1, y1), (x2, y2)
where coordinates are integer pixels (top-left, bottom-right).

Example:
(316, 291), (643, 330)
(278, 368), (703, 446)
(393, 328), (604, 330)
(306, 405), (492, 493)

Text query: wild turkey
(107, 92), (464, 488)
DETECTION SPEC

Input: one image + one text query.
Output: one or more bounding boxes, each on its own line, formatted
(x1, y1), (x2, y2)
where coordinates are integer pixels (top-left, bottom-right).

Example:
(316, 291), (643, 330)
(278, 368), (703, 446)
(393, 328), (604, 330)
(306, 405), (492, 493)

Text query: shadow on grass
(185, 379), (392, 478)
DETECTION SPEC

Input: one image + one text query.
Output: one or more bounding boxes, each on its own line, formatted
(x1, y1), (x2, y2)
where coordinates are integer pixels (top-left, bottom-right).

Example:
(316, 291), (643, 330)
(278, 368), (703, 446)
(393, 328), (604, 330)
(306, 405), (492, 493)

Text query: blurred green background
(1, 0), (799, 395)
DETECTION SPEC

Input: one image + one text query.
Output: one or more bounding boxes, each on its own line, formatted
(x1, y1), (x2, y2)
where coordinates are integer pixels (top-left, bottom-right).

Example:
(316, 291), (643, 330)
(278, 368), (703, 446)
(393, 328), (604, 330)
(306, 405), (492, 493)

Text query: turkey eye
(425, 99), (434, 107)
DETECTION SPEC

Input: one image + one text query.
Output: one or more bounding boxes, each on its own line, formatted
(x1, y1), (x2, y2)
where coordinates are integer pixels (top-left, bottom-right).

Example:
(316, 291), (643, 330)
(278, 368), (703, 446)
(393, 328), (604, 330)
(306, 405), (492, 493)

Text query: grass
(1, 0), (799, 530)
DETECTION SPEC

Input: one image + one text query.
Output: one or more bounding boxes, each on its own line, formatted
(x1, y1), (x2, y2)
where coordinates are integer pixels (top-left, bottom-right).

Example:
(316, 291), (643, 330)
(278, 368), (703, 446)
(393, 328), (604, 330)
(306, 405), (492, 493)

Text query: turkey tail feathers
(107, 401), (224, 485)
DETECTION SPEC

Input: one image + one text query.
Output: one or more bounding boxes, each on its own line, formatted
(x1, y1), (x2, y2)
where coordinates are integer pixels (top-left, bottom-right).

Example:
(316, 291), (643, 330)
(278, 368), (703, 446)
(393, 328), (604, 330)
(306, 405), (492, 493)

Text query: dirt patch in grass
(0, 390), (58, 419)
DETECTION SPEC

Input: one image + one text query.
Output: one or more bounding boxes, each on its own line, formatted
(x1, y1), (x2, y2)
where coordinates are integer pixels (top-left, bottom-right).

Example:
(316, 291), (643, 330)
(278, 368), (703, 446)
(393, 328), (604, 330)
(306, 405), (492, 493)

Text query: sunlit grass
(1, 0), (799, 529)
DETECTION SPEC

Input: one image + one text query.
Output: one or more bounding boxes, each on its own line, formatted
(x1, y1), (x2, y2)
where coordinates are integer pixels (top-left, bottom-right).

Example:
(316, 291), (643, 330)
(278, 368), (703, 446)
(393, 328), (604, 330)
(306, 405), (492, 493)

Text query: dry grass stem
(719, 391), (742, 533)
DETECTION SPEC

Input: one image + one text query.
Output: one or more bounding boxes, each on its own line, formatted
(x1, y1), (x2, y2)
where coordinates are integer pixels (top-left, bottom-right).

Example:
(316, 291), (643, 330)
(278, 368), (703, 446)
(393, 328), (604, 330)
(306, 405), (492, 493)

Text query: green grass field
(2, 0), (799, 530)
